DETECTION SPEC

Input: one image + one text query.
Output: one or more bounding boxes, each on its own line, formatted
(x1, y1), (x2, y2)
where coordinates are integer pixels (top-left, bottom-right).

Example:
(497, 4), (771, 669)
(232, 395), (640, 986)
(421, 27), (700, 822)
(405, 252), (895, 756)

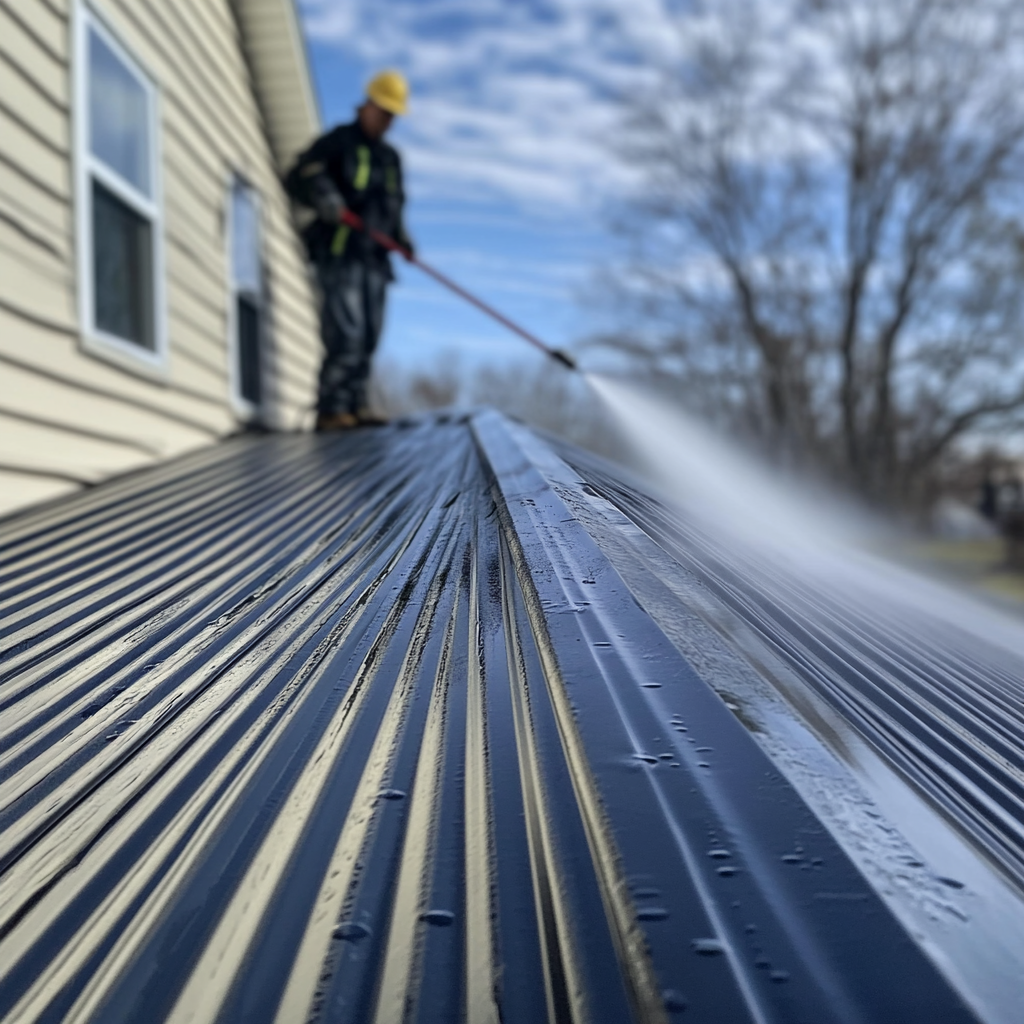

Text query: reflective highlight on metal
(0, 412), (982, 1022)
(568, 445), (1024, 899)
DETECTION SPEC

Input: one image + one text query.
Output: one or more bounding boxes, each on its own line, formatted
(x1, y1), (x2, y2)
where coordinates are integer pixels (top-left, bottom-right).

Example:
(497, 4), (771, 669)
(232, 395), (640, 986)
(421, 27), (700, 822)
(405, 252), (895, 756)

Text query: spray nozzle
(549, 349), (577, 371)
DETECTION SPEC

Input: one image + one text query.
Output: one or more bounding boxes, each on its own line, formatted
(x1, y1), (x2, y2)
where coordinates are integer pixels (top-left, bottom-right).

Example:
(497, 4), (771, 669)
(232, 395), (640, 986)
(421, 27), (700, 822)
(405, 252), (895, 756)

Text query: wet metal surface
(0, 412), (987, 1022)
(567, 444), (1024, 901)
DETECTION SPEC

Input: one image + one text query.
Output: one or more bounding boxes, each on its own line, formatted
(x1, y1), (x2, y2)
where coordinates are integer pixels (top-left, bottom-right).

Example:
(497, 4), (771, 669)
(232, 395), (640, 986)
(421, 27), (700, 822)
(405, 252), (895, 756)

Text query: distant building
(0, 0), (321, 516)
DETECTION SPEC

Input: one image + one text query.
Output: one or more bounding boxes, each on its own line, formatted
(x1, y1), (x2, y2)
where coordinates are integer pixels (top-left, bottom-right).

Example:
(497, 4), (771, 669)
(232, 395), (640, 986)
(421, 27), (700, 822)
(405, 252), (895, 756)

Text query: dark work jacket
(284, 121), (409, 272)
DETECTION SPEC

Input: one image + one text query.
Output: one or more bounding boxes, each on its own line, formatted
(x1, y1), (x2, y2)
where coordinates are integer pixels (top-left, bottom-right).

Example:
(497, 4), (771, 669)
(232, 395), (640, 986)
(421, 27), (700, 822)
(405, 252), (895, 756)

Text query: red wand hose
(338, 209), (577, 371)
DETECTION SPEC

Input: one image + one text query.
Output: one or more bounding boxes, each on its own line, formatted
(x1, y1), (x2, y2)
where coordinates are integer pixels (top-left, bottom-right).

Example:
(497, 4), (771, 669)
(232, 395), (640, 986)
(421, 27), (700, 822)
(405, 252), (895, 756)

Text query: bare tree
(372, 355), (628, 460)
(371, 355), (464, 413)
(599, 0), (1024, 508)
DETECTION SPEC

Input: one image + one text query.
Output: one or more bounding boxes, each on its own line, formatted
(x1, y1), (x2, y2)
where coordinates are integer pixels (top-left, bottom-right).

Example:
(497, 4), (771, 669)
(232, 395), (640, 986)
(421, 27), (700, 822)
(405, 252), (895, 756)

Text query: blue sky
(297, 0), (681, 371)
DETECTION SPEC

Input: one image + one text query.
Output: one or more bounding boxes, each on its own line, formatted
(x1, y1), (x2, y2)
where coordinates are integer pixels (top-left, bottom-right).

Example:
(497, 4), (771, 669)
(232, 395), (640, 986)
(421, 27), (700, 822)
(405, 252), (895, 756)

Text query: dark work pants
(315, 258), (389, 417)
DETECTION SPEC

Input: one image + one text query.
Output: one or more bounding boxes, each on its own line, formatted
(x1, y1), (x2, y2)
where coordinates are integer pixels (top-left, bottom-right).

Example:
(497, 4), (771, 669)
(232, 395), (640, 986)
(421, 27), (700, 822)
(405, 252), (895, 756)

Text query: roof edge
(232, 0), (322, 170)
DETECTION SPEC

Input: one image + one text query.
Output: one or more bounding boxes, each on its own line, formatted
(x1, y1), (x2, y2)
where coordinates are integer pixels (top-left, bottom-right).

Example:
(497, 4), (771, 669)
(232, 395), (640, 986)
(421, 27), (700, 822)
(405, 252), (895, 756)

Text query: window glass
(89, 27), (150, 197)
(231, 184), (261, 294)
(237, 295), (262, 405)
(230, 181), (262, 407)
(92, 180), (154, 349)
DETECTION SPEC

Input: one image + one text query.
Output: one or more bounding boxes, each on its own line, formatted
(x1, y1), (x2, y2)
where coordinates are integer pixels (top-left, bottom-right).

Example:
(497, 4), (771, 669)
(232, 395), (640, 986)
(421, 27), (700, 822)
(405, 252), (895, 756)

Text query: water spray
(337, 210), (578, 372)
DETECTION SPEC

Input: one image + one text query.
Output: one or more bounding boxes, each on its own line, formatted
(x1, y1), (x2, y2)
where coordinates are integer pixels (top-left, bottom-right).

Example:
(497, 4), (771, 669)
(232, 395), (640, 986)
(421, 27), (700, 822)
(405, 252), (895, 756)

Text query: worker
(285, 71), (413, 430)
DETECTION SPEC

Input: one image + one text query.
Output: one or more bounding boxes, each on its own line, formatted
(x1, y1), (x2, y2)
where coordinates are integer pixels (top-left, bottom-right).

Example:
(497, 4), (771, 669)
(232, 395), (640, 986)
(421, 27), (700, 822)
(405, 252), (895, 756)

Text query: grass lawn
(907, 537), (1024, 606)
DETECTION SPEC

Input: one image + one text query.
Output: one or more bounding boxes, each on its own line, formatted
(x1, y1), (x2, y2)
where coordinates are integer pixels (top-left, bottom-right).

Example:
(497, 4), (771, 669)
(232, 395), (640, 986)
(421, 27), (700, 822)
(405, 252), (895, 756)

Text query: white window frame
(73, 1), (167, 375)
(225, 176), (264, 419)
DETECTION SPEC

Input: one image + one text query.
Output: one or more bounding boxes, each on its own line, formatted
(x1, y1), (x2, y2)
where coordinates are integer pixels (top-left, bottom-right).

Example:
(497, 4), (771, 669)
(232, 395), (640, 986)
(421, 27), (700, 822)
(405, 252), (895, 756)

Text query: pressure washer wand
(339, 210), (577, 371)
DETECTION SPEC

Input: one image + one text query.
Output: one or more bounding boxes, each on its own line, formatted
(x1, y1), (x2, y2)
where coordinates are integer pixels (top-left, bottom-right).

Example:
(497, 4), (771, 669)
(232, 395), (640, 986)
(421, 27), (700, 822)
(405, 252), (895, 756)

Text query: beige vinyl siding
(0, 0), (320, 518)
(0, 469), (79, 511)
(231, 0), (321, 166)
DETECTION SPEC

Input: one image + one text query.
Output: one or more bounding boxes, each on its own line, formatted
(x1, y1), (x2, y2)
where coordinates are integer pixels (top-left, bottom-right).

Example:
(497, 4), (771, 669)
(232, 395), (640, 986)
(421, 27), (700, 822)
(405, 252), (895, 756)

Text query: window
(75, 6), (163, 367)
(228, 180), (263, 411)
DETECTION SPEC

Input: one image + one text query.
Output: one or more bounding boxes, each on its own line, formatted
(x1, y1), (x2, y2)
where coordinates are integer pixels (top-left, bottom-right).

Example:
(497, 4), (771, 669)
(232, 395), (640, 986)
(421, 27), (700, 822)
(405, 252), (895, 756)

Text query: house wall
(0, 0), (321, 517)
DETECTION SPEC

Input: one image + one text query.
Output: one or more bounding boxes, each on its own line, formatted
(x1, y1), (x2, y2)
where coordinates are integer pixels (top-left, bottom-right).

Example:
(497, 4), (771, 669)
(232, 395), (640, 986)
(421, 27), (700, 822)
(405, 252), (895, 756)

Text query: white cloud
(301, 0), (1024, 216)
(297, 0), (682, 212)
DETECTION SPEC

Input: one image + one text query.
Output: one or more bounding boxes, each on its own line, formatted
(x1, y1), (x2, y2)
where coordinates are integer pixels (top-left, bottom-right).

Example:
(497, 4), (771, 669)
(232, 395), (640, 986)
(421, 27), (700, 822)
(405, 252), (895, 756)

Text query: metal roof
(0, 411), (1015, 1023)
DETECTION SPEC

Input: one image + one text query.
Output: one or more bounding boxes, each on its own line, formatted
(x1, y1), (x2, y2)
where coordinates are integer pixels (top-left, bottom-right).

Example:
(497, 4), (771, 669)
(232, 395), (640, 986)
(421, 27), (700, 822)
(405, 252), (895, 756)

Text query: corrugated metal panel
(566, 444), (1024, 896)
(0, 412), (989, 1022)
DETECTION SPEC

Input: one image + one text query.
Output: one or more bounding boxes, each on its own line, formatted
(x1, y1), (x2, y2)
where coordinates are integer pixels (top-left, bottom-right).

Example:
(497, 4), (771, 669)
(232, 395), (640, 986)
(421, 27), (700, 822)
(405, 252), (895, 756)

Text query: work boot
(315, 411), (360, 432)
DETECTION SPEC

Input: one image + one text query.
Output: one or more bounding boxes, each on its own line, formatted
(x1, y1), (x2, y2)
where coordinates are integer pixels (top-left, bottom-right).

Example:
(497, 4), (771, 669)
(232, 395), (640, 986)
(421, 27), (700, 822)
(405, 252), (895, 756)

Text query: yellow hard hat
(366, 70), (409, 116)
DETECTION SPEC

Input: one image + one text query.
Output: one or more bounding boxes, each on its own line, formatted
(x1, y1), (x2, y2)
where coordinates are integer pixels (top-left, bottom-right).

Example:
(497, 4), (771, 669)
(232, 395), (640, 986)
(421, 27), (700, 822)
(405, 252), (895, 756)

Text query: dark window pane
(237, 295), (261, 405)
(93, 180), (154, 349)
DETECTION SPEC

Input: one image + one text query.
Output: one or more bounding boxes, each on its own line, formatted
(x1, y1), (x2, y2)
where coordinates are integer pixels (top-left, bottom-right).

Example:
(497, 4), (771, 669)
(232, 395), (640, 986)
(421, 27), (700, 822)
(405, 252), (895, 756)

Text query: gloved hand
(314, 192), (344, 225)
(309, 178), (345, 224)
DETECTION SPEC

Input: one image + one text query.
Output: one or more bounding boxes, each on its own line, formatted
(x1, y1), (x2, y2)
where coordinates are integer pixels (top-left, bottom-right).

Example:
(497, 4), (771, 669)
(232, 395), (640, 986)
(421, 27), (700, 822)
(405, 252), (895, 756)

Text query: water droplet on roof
(770, 970), (790, 983)
(717, 866), (738, 877)
(420, 909), (456, 926)
(379, 788), (406, 800)
(692, 938), (725, 955)
(333, 922), (371, 941)
(708, 849), (731, 859)
(662, 989), (688, 1013)
(637, 907), (669, 921)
